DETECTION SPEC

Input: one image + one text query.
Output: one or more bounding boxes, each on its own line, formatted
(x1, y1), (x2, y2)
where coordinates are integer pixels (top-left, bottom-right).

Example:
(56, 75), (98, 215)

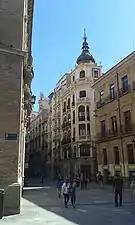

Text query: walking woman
(62, 178), (70, 208)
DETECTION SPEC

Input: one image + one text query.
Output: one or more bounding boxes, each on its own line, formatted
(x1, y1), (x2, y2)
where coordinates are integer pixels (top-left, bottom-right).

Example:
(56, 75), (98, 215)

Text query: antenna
(132, 38), (135, 51)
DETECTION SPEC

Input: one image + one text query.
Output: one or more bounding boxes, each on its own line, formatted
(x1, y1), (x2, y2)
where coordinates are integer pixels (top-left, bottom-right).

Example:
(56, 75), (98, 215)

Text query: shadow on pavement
(22, 180), (135, 225)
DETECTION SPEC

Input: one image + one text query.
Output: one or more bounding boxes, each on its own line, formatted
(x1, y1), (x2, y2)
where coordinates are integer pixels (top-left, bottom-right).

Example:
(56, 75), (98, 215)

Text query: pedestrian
(69, 179), (77, 208)
(97, 172), (103, 188)
(130, 176), (135, 199)
(113, 173), (123, 207)
(80, 173), (84, 189)
(56, 175), (63, 198)
(62, 178), (70, 208)
(84, 174), (88, 189)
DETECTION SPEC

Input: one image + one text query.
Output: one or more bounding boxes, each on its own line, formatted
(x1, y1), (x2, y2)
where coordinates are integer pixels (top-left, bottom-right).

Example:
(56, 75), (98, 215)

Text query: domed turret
(77, 29), (95, 65)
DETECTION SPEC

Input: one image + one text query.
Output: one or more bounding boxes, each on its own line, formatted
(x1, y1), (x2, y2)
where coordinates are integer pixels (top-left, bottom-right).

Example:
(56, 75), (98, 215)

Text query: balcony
(79, 135), (86, 139)
(23, 64), (34, 85)
(62, 121), (71, 129)
(61, 136), (71, 145)
(96, 124), (135, 141)
(96, 83), (135, 109)
(77, 97), (90, 103)
(75, 77), (88, 83)
(119, 85), (131, 97)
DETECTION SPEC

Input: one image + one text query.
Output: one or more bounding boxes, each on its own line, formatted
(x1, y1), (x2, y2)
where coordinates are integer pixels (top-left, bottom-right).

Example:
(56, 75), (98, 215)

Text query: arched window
(86, 105), (90, 120)
(78, 105), (85, 121)
(80, 70), (85, 78)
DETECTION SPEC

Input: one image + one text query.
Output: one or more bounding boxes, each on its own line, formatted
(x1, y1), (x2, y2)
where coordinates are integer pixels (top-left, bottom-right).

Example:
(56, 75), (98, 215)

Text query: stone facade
(92, 51), (135, 181)
(46, 35), (101, 180)
(0, 0), (35, 216)
(25, 94), (49, 177)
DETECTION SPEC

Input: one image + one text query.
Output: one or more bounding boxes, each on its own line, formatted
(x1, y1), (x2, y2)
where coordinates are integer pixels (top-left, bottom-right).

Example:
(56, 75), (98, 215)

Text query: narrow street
(1, 182), (135, 225)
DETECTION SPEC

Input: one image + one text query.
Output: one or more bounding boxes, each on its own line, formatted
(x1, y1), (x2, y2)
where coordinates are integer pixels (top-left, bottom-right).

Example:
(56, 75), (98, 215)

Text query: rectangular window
(111, 116), (117, 134)
(73, 128), (75, 142)
(73, 110), (75, 124)
(122, 75), (128, 93)
(100, 90), (104, 104)
(63, 102), (66, 112)
(72, 94), (75, 106)
(110, 83), (116, 99)
(80, 145), (90, 157)
(103, 148), (107, 165)
(127, 144), (134, 164)
(79, 90), (86, 98)
(73, 75), (75, 82)
(79, 124), (86, 136)
(114, 146), (120, 164)
(93, 70), (99, 79)
(100, 120), (106, 137)
(87, 124), (90, 136)
(67, 98), (70, 109)
(124, 110), (132, 132)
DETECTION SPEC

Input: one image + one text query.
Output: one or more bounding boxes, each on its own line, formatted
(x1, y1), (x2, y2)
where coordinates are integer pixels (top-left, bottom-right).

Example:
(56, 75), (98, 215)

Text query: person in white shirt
(62, 178), (70, 208)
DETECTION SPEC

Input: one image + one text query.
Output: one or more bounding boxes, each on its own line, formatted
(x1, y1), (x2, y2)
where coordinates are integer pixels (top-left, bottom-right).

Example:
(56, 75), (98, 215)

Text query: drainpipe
(116, 73), (126, 177)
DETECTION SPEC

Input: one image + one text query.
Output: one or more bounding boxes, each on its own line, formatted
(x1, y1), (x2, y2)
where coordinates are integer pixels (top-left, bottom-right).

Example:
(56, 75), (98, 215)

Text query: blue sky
(32, 0), (135, 110)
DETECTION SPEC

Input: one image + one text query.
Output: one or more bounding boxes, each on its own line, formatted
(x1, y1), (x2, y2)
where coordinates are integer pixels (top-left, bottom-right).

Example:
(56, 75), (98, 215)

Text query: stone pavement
(1, 183), (135, 224)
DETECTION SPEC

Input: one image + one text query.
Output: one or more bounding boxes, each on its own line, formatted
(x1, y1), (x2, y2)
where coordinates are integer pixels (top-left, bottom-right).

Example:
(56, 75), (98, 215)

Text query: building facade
(0, 0), (35, 215)
(26, 93), (49, 177)
(46, 32), (101, 179)
(93, 51), (135, 181)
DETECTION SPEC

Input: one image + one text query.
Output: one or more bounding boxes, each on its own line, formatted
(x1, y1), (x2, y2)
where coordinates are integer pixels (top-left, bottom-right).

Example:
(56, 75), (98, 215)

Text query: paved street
(1, 182), (135, 225)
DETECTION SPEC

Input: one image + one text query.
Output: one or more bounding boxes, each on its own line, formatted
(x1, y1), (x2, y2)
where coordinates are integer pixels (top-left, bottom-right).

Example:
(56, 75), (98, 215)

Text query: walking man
(62, 178), (70, 208)
(113, 173), (123, 207)
(69, 179), (77, 208)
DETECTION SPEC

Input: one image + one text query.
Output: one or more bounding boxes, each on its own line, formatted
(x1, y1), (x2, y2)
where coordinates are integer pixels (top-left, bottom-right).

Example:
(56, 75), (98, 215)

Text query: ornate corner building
(46, 31), (102, 179)
(0, 0), (35, 215)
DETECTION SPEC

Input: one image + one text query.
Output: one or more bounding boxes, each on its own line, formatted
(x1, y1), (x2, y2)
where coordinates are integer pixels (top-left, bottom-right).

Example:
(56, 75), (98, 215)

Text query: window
(127, 144), (134, 164)
(79, 90), (86, 98)
(103, 148), (107, 165)
(100, 90), (104, 104)
(122, 75), (128, 93)
(67, 98), (70, 109)
(80, 145), (90, 157)
(73, 75), (75, 82)
(100, 120), (106, 137)
(110, 83), (116, 99)
(87, 105), (90, 120)
(87, 124), (90, 136)
(72, 94), (75, 106)
(80, 70), (85, 78)
(73, 128), (75, 142)
(93, 70), (99, 79)
(63, 102), (66, 112)
(73, 146), (77, 157)
(78, 105), (85, 121)
(124, 110), (132, 132)
(111, 116), (117, 134)
(114, 146), (120, 164)
(79, 124), (86, 136)
(73, 110), (75, 124)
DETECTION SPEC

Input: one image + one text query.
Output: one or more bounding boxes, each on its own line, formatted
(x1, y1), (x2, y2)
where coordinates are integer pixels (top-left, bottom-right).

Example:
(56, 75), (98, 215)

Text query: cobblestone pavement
(1, 183), (135, 225)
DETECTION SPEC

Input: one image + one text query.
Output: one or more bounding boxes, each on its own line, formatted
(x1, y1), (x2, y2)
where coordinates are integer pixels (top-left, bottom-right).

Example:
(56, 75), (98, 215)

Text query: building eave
(92, 51), (135, 88)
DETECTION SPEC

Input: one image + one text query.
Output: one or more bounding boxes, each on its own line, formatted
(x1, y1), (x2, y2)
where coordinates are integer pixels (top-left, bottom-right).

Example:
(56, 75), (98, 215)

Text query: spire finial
(84, 28), (87, 41)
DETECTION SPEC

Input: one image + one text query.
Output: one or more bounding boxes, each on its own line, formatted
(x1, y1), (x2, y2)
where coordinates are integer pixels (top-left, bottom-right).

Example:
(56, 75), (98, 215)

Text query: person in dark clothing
(69, 179), (77, 208)
(113, 174), (123, 207)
